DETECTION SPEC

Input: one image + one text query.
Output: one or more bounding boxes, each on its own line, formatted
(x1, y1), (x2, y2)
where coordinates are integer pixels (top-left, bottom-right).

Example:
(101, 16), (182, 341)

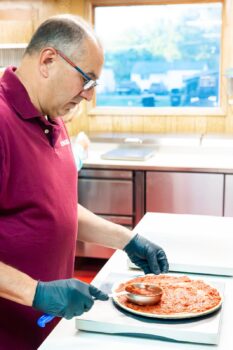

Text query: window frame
(85, 0), (228, 117)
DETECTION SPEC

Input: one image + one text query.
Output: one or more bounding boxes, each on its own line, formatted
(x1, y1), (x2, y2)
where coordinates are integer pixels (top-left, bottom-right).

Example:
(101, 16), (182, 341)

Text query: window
(94, 2), (222, 109)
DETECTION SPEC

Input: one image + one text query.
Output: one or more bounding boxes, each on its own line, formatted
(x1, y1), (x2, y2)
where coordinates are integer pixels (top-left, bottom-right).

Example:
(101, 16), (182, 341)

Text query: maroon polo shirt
(0, 67), (78, 349)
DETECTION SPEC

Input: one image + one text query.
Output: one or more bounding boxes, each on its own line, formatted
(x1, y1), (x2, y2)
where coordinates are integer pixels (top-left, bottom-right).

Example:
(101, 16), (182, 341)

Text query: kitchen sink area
(98, 133), (202, 161)
(79, 133), (233, 172)
(88, 132), (233, 152)
(101, 144), (156, 161)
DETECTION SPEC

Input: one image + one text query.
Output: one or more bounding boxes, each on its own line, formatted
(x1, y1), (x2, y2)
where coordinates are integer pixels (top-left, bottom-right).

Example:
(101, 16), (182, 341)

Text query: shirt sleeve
(0, 135), (4, 190)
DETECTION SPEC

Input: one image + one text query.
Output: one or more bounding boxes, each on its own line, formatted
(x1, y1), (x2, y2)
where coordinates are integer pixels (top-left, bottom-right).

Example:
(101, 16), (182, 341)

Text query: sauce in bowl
(125, 283), (162, 296)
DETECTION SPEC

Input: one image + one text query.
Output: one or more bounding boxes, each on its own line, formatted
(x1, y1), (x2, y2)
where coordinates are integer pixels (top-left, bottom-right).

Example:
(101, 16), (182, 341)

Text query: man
(0, 15), (168, 349)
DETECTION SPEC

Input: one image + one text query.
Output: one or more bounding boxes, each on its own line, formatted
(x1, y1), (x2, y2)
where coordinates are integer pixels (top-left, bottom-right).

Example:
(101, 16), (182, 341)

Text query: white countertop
(81, 141), (233, 173)
(39, 213), (233, 350)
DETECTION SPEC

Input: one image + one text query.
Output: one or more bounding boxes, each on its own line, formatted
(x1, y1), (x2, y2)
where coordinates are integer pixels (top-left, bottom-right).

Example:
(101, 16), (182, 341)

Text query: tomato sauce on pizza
(115, 275), (221, 315)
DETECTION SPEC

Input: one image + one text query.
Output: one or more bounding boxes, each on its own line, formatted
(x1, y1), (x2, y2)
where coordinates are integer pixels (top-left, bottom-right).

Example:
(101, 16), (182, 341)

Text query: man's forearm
(77, 204), (134, 249)
(0, 261), (37, 306)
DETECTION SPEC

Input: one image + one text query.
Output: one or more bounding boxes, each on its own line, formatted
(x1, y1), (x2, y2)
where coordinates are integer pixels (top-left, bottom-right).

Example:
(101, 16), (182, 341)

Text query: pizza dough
(115, 274), (222, 316)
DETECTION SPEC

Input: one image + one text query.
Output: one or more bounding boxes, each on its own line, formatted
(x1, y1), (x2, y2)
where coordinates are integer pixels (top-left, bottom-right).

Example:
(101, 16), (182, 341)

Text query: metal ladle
(110, 282), (163, 306)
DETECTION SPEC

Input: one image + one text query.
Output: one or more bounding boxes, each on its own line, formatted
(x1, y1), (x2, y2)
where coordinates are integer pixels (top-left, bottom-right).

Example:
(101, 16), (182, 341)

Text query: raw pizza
(114, 274), (222, 318)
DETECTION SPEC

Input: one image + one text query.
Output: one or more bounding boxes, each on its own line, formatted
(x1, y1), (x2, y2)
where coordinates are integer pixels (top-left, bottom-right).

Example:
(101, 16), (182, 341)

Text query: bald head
(25, 14), (102, 60)
(16, 14), (104, 118)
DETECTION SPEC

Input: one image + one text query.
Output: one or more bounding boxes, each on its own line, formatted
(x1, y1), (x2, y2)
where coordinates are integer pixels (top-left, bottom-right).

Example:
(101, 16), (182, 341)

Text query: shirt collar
(0, 66), (44, 119)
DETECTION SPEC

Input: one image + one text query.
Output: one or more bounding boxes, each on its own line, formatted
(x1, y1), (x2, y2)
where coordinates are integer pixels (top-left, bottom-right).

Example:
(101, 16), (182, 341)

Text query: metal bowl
(125, 283), (163, 306)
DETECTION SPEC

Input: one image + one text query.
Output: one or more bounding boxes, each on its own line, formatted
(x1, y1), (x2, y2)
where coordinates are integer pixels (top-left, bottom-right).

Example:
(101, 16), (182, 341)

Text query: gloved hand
(124, 234), (169, 275)
(32, 278), (109, 320)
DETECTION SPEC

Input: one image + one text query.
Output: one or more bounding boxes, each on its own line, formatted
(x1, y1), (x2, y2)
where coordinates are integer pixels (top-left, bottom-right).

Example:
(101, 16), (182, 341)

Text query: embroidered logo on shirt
(60, 139), (70, 146)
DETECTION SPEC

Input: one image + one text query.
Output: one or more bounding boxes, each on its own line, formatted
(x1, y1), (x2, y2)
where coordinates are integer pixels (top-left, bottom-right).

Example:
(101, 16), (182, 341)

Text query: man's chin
(62, 108), (78, 122)
(62, 113), (74, 122)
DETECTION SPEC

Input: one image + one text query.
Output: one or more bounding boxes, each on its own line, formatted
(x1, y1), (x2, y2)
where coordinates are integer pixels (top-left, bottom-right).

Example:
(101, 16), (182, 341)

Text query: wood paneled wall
(1, 0), (233, 136)
(0, 1), (84, 43)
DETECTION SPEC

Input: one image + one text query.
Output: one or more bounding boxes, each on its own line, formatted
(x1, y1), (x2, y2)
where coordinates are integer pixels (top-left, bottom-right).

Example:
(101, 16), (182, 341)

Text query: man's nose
(79, 88), (95, 101)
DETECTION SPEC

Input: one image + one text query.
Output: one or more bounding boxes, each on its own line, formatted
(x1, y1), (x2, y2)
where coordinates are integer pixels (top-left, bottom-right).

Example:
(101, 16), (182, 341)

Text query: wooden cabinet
(146, 171), (224, 216)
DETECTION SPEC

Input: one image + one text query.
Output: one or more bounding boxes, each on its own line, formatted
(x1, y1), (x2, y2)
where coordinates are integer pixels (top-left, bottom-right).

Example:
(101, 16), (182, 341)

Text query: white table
(39, 213), (233, 350)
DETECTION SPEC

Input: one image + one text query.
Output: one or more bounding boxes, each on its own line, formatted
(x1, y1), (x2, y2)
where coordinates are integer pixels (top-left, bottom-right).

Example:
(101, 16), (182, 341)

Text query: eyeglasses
(56, 49), (98, 91)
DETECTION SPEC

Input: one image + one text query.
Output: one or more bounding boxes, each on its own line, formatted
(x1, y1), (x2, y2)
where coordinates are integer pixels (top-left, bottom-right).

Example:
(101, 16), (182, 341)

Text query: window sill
(87, 106), (226, 117)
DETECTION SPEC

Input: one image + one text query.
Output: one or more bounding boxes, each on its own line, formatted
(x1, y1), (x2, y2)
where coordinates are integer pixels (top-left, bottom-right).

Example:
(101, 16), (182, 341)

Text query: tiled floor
(74, 257), (107, 283)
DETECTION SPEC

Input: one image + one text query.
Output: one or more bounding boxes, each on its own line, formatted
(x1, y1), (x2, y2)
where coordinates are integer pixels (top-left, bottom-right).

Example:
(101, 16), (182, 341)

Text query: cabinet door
(146, 172), (223, 216)
(78, 178), (133, 215)
(77, 169), (134, 258)
(224, 175), (233, 217)
(76, 241), (115, 259)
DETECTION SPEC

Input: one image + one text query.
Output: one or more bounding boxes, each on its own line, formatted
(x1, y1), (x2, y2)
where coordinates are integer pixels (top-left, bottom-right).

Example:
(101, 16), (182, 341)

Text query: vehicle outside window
(94, 3), (222, 108)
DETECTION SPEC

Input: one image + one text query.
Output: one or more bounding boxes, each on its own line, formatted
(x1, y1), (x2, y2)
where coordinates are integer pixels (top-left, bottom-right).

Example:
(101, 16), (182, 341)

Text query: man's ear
(39, 48), (57, 78)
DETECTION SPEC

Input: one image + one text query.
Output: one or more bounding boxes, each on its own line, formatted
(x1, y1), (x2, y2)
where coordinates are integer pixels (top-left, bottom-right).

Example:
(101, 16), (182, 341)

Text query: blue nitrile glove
(32, 279), (109, 320)
(124, 234), (169, 275)
(73, 143), (88, 171)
